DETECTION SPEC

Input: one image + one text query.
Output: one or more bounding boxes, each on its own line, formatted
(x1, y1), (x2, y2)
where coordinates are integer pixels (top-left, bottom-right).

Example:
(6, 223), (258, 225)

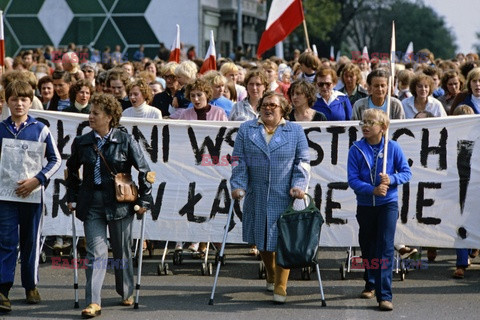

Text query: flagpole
(302, 19), (311, 51)
(382, 21), (395, 174)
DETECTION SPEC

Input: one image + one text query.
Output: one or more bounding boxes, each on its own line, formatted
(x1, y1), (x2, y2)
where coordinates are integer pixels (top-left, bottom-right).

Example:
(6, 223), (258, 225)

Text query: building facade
(1, 0), (266, 60)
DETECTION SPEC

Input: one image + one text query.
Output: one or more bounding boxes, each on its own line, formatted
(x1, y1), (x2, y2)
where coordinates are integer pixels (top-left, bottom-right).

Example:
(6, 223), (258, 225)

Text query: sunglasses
(317, 82), (332, 88)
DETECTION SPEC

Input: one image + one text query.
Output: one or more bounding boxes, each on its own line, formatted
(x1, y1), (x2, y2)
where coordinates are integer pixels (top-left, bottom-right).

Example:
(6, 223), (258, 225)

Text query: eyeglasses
(359, 120), (383, 127)
(317, 82), (332, 88)
(261, 103), (280, 110)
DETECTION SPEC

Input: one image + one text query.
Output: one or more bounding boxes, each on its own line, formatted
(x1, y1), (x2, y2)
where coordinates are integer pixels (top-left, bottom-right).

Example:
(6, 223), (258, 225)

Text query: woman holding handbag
(65, 93), (153, 318)
(230, 91), (310, 304)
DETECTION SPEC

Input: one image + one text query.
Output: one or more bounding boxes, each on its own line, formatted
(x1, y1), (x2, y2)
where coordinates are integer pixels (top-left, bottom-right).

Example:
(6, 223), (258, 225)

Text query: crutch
(208, 199), (236, 305)
(71, 203), (79, 308)
(134, 205), (147, 309)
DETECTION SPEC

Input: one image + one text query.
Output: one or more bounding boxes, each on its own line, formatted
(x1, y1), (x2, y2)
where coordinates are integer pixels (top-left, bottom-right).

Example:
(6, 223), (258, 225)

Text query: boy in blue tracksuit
(0, 81), (61, 312)
(347, 109), (411, 311)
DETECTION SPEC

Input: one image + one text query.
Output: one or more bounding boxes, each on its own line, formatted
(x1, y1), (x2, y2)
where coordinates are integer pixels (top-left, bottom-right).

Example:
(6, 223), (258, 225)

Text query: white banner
(31, 110), (480, 248)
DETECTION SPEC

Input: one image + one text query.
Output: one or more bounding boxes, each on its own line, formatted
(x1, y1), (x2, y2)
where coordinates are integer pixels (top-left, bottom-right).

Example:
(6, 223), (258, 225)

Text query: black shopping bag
(276, 194), (324, 269)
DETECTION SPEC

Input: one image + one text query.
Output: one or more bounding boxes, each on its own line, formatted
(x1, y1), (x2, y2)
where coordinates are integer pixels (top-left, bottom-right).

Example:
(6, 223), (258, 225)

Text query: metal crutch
(134, 206), (147, 309)
(71, 203), (79, 308)
(209, 199), (236, 305)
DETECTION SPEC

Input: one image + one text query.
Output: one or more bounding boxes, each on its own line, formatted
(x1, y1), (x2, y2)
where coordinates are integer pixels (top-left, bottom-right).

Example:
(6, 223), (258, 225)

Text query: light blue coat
(230, 119), (310, 251)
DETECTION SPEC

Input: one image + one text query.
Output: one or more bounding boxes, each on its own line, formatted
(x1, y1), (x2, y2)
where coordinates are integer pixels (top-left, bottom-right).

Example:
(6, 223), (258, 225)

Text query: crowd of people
(0, 42), (479, 315)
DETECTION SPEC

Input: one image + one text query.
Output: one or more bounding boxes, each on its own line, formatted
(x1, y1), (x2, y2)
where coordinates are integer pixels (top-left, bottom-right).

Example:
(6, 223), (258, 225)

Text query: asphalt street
(3, 244), (480, 320)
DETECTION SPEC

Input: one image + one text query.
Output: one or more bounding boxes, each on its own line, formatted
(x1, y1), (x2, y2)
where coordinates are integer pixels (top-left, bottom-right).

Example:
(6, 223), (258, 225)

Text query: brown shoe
(379, 300), (393, 311)
(81, 303), (101, 318)
(360, 289), (375, 299)
(26, 288), (41, 304)
(120, 296), (134, 306)
(453, 267), (465, 279)
(0, 293), (11, 312)
(469, 249), (479, 259)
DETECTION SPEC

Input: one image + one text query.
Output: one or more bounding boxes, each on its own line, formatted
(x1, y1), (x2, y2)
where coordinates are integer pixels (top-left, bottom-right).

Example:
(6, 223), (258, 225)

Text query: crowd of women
(1, 43), (479, 316)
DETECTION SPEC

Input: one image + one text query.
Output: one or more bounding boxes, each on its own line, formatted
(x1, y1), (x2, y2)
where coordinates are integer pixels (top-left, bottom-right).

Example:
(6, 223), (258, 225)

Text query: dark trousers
(356, 202), (398, 302)
(0, 201), (43, 293)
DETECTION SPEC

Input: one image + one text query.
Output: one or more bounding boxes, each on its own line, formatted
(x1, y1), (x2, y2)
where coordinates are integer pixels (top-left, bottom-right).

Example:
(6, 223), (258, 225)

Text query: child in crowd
(348, 109), (411, 311)
(0, 81), (61, 312)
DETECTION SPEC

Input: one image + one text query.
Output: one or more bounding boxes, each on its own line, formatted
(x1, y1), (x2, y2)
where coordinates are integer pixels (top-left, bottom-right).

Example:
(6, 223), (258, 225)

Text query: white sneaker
(188, 242), (199, 252)
(175, 242), (183, 251)
(53, 238), (63, 250)
(266, 282), (274, 292)
(399, 247), (418, 259)
(273, 293), (287, 304)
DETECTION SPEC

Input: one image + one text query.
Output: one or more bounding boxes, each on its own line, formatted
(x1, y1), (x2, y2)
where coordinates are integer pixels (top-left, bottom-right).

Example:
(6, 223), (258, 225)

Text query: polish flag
(257, 0), (304, 58)
(168, 24), (180, 63)
(329, 45), (334, 61)
(0, 11), (5, 67)
(200, 30), (216, 74)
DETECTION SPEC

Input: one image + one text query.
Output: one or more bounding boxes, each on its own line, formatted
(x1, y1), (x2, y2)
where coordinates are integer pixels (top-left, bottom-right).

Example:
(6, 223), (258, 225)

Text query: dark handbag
(276, 194), (324, 269)
(93, 145), (138, 203)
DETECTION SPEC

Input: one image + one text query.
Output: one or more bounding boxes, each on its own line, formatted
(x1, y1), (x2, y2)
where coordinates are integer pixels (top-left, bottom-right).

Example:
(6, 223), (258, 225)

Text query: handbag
(276, 194), (324, 269)
(93, 145), (138, 203)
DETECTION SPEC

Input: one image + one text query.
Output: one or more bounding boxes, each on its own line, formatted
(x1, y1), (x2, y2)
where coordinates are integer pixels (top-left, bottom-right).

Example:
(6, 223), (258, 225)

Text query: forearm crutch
(209, 200), (235, 305)
(71, 206), (79, 308)
(134, 206), (147, 309)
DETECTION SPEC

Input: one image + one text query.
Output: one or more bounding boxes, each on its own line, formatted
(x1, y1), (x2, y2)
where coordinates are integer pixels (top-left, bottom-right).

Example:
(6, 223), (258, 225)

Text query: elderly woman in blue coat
(230, 91), (311, 304)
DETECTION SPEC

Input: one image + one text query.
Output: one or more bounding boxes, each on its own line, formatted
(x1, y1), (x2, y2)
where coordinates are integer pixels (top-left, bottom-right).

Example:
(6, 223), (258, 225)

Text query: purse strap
(93, 144), (116, 177)
(282, 193), (317, 216)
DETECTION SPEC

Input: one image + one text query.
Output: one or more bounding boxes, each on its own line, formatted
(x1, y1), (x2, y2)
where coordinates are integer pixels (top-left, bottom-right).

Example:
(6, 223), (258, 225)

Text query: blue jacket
(0, 115), (61, 187)
(230, 120), (310, 251)
(312, 92), (352, 121)
(347, 137), (411, 206)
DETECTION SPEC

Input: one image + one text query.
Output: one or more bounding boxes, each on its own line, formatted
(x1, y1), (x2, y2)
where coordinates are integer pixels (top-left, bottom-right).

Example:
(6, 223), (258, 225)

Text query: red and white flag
(257, 0), (304, 58)
(329, 45), (334, 61)
(0, 11), (5, 67)
(168, 24), (180, 63)
(200, 30), (216, 74)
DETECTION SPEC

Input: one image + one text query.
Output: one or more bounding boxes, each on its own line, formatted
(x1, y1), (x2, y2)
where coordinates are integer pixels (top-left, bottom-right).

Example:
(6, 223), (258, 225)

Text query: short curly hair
(90, 93), (123, 128)
(257, 91), (292, 120)
(126, 78), (153, 104)
(287, 80), (317, 107)
(410, 73), (434, 98)
(185, 78), (213, 102)
(69, 79), (94, 104)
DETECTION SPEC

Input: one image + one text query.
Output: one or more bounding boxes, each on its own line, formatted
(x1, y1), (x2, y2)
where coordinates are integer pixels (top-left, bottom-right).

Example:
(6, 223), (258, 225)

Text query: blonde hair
(362, 108), (390, 129)
(219, 62), (239, 76)
(453, 104), (474, 115)
(175, 60), (198, 81)
(202, 70), (227, 86)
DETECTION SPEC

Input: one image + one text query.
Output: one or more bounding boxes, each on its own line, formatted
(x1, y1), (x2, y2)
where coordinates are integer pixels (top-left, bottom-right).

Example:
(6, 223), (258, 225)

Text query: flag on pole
(329, 45), (334, 61)
(0, 11), (5, 67)
(382, 21), (396, 174)
(168, 24), (181, 63)
(362, 46), (369, 61)
(257, 0), (304, 58)
(403, 41), (414, 62)
(200, 30), (216, 74)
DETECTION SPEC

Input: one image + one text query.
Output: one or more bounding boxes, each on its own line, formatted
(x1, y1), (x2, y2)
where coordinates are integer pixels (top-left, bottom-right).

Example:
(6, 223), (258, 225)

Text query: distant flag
(403, 41), (414, 62)
(257, 0), (304, 58)
(312, 44), (318, 57)
(168, 24), (181, 63)
(336, 50), (341, 63)
(362, 46), (369, 61)
(0, 11), (5, 67)
(329, 45), (334, 61)
(200, 30), (216, 74)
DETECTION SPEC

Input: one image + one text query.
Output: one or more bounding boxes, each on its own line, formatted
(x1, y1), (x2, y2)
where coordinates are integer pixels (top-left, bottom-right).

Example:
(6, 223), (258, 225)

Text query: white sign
(0, 138), (45, 203)
(31, 110), (480, 248)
